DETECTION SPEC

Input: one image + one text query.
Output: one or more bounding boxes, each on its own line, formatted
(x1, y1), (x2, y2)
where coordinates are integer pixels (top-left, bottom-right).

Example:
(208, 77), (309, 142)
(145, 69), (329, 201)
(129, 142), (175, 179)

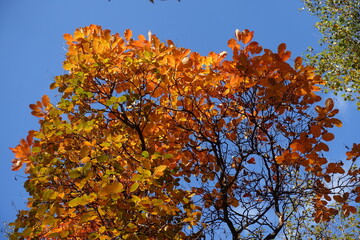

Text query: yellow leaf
(108, 182), (124, 193)
(81, 157), (91, 164)
(68, 197), (85, 207)
(100, 236), (111, 240)
(153, 165), (167, 178)
(130, 182), (139, 192)
(99, 226), (106, 234)
(80, 213), (97, 223)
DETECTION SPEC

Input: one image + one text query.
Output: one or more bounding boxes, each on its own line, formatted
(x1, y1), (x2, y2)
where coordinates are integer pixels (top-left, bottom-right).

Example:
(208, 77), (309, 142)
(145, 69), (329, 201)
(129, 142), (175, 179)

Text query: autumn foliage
(9, 25), (360, 239)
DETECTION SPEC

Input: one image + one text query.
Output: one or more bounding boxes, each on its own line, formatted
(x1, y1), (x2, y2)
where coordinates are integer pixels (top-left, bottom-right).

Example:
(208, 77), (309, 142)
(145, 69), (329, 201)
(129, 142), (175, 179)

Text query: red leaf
(247, 157), (256, 164)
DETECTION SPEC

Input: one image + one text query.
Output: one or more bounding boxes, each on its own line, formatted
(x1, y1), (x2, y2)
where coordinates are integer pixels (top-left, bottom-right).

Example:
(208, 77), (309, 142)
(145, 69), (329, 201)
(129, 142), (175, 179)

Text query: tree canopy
(303, 0), (360, 106)
(283, 201), (360, 239)
(9, 25), (360, 239)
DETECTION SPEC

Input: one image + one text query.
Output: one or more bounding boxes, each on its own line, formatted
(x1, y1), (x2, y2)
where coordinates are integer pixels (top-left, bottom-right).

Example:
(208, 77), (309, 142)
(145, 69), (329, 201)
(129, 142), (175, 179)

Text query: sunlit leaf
(153, 165), (167, 178)
(41, 95), (50, 107)
(130, 182), (139, 192)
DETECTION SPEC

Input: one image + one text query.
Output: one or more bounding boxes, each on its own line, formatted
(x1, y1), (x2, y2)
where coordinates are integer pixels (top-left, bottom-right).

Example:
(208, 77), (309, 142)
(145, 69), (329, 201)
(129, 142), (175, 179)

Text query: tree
(303, 0), (360, 106)
(283, 200), (360, 240)
(9, 25), (360, 239)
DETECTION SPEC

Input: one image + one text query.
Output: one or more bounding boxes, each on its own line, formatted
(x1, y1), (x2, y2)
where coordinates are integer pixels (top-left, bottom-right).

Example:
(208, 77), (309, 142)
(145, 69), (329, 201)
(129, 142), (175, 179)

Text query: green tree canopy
(303, 0), (360, 106)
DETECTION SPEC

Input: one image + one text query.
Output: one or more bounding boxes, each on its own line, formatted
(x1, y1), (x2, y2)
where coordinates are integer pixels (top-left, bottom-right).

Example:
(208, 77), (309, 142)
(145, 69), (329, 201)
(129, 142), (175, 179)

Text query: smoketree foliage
(9, 25), (360, 239)
(303, 0), (360, 106)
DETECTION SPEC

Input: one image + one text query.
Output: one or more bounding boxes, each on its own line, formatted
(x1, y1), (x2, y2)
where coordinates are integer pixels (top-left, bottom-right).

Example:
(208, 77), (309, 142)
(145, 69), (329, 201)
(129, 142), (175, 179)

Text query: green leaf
(43, 215), (55, 225)
(60, 231), (70, 238)
(97, 155), (108, 162)
(142, 151), (149, 158)
(80, 213), (97, 223)
(163, 153), (173, 159)
(69, 169), (81, 178)
(68, 197), (84, 207)
(100, 142), (111, 148)
(43, 189), (56, 200)
(113, 161), (123, 172)
(32, 147), (41, 153)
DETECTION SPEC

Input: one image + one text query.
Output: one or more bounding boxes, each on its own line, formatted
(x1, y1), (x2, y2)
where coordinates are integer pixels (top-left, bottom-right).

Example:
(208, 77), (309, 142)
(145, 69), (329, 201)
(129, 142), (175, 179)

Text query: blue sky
(1, 0), (359, 236)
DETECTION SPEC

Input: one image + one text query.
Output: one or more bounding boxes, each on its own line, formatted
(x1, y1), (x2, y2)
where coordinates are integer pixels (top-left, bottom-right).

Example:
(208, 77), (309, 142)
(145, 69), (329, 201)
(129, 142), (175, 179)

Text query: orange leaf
(242, 30), (254, 44)
(294, 56), (302, 70)
(124, 29), (132, 41)
(333, 195), (344, 203)
(332, 118), (342, 127)
(29, 104), (38, 111)
(245, 41), (262, 54)
(63, 33), (74, 42)
(277, 43), (286, 54)
(31, 111), (45, 118)
(326, 163), (345, 174)
(315, 106), (323, 114)
(275, 155), (285, 164)
(315, 142), (329, 152)
(324, 194), (331, 201)
(228, 39), (239, 50)
(280, 51), (291, 62)
(325, 98), (334, 111)
(348, 205), (357, 213)
(230, 198), (239, 207)
(41, 95), (50, 107)
(322, 132), (334, 141)
(11, 159), (22, 171)
(324, 175), (331, 183)
(311, 125), (322, 138)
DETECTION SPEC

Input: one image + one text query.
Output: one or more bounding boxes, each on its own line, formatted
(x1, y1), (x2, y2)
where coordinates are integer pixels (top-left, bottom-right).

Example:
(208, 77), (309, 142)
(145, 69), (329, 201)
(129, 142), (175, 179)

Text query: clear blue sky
(1, 0), (359, 237)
